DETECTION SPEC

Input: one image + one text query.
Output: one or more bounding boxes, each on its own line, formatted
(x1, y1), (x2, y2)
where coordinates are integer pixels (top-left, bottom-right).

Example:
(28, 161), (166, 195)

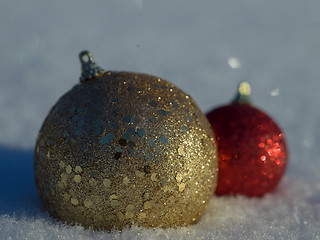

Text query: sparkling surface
(34, 71), (218, 230)
(206, 103), (288, 197)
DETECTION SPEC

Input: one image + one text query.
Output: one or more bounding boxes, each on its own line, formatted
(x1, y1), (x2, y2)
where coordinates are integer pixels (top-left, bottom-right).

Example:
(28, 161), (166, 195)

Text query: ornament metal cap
(79, 50), (106, 83)
(232, 81), (251, 104)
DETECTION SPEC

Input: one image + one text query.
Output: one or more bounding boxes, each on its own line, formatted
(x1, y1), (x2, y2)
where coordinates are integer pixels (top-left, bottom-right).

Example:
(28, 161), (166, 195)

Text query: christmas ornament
(34, 50), (218, 230)
(206, 82), (288, 197)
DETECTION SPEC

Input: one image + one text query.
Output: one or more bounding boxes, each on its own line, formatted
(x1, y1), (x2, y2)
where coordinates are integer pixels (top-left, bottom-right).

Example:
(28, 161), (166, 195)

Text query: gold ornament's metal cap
(232, 81), (251, 104)
(79, 50), (106, 83)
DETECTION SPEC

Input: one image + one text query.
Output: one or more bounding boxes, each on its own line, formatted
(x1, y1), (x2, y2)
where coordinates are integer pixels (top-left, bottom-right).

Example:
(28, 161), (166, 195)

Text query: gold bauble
(34, 51), (218, 230)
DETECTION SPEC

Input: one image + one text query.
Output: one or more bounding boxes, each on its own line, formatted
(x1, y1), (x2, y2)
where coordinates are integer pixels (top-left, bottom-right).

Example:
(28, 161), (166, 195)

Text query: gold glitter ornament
(34, 50), (218, 230)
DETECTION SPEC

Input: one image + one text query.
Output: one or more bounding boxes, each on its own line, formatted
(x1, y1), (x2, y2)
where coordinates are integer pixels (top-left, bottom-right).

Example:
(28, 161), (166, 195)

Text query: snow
(1, 0), (320, 239)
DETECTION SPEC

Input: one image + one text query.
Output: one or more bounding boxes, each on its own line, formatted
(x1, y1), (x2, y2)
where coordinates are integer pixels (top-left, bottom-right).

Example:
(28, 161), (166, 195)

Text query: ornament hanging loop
(79, 50), (106, 83)
(79, 50), (94, 64)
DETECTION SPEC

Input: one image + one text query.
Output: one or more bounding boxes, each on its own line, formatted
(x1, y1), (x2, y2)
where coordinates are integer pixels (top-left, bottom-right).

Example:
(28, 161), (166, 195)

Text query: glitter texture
(206, 84), (288, 197)
(34, 52), (218, 230)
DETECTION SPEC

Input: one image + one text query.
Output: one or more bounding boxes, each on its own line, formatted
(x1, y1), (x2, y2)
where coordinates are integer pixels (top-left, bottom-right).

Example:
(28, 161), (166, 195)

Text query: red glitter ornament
(206, 82), (288, 197)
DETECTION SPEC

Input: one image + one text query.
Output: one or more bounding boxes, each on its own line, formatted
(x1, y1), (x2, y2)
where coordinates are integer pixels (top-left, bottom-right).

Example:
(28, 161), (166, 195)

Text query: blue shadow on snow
(0, 145), (43, 217)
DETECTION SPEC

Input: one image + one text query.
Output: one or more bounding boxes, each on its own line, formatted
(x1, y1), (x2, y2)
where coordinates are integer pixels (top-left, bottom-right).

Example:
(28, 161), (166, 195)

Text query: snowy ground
(1, 0), (320, 239)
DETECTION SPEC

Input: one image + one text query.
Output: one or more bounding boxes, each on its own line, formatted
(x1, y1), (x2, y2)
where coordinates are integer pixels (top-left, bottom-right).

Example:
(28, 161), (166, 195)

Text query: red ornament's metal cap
(232, 81), (252, 104)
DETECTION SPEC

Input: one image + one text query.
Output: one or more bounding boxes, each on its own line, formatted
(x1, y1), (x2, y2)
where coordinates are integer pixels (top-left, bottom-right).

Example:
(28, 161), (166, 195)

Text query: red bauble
(206, 82), (288, 197)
